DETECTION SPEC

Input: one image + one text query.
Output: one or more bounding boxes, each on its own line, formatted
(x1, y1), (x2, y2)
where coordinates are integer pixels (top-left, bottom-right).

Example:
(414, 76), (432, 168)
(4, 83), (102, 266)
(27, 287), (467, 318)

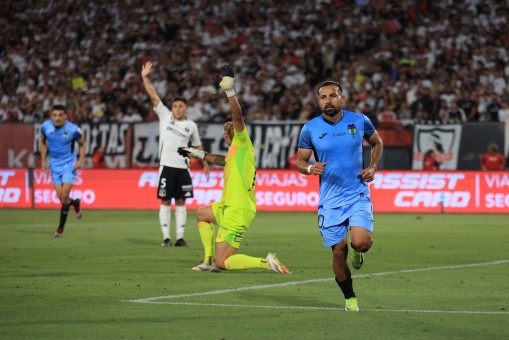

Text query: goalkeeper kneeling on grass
(178, 64), (290, 274)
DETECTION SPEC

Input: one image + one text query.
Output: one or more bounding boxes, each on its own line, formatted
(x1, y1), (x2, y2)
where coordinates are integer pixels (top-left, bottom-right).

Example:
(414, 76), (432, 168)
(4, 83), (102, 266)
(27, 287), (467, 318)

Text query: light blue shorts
(318, 196), (374, 248)
(50, 163), (77, 186)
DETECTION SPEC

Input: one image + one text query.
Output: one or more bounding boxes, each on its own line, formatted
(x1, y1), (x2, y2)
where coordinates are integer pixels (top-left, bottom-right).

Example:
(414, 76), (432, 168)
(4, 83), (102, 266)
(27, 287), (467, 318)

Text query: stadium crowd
(0, 0), (508, 127)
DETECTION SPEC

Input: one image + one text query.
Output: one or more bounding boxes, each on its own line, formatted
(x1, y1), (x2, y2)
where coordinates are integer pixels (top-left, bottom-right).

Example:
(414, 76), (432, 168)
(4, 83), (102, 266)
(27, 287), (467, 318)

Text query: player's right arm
(296, 126), (325, 175)
(297, 148), (325, 176)
(141, 61), (161, 107)
(40, 133), (48, 172)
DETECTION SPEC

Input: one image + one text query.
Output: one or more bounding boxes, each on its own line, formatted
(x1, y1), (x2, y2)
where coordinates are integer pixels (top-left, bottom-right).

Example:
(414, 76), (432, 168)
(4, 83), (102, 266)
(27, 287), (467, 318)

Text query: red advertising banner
(0, 169), (31, 208)
(30, 169), (320, 211)
(370, 171), (509, 213)
(2, 169), (508, 213)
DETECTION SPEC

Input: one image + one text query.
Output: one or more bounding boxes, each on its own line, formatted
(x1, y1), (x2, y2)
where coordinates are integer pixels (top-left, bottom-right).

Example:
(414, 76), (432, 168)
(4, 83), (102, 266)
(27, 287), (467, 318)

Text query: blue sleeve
(41, 122), (47, 137)
(72, 125), (83, 141)
(363, 114), (375, 140)
(298, 124), (312, 149)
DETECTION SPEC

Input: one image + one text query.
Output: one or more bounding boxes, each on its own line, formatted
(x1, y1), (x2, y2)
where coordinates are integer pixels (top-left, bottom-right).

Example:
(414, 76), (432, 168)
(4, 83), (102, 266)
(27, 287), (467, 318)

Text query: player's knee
(196, 207), (209, 223)
(351, 238), (372, 253)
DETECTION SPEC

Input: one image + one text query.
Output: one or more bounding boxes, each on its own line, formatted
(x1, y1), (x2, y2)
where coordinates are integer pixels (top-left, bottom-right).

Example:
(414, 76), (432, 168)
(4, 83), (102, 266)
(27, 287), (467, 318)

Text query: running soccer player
(296, 81), (383, 311)
(178, 64), (290, 274)
(40, 104), (86, 237)
(141, 61), (209, 247)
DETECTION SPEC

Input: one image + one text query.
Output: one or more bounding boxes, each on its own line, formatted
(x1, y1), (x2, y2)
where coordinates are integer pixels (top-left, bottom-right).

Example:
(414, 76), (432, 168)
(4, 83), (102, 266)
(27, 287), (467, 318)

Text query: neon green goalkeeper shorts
(212, 201), (256, 249)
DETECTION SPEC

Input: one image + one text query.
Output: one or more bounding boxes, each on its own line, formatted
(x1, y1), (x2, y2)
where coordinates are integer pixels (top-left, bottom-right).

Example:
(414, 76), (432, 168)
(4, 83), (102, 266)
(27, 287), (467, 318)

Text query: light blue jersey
(41, 120), (82, 182)
(298, 110), (375, 209)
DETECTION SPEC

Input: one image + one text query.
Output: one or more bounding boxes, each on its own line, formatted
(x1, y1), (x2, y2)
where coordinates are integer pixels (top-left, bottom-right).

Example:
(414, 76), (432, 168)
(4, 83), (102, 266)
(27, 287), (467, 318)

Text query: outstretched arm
(219, 64), (245, 133)
(204, 153), (226, 167)
(178, 147), (226, 167)
(141, 62), (161, 107)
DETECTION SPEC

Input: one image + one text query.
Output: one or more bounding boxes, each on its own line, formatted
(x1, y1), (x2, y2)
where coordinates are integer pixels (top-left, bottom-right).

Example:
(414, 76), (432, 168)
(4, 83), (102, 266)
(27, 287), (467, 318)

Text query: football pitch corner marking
(126, 259), (509, 310)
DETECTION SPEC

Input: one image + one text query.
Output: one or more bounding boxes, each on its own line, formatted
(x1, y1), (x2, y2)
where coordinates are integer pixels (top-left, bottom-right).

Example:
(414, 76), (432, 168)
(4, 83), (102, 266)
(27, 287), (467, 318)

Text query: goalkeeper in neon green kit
(178, 64), (290, 274)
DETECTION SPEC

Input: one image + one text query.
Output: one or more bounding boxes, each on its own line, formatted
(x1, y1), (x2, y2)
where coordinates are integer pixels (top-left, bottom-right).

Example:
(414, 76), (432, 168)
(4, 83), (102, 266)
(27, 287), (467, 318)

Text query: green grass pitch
(0, 210), (508, 339)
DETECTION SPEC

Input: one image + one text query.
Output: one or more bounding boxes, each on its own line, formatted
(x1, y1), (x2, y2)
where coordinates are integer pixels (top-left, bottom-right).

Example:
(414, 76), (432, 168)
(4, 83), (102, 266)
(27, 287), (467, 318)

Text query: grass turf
(0, 210), (508, 339)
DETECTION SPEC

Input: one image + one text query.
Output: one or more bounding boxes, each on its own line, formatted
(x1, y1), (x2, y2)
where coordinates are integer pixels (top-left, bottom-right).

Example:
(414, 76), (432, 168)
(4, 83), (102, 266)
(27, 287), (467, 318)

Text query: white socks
(175, 205), (186, 240)
(159, 204), (171, 240)
(160, 204), (187, 240)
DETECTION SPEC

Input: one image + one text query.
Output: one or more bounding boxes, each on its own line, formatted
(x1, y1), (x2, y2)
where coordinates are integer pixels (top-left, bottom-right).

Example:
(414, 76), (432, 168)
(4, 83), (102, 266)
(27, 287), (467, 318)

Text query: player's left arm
(218, 64), (245, 133)
(360, 131), (383, 182)
(74, 137), (86, 169)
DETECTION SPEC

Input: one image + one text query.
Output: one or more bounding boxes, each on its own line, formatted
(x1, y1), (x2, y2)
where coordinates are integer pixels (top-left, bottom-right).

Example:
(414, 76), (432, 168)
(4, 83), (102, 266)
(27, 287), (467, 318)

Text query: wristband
(306, 165), (312, 174)
(224, 89), (235, 97)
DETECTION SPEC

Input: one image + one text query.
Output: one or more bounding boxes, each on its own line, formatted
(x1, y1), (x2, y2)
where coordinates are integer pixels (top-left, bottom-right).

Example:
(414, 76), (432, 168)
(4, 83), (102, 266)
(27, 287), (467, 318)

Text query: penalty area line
(126, 259), (509, 304)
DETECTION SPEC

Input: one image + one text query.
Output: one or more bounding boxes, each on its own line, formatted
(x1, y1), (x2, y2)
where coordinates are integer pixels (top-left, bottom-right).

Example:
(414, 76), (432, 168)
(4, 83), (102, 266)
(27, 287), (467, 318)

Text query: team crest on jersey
(63, 132), (69, 139)
(347, 124), (357, 137)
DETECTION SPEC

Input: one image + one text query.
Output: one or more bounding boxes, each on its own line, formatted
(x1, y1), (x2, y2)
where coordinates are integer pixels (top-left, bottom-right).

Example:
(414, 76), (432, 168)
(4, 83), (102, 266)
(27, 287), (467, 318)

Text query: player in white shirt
(141, 61), (210, 247)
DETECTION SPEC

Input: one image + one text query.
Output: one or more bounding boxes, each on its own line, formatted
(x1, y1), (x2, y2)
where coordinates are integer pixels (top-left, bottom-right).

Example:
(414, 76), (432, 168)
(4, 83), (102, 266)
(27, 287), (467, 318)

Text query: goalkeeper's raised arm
(218, 64), (245, 135)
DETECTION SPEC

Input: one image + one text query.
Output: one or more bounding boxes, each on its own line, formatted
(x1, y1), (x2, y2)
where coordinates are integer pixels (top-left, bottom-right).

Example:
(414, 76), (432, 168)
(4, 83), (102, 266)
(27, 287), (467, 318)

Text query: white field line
(127, 259), (509, 312)
(132, 301), (509, 315)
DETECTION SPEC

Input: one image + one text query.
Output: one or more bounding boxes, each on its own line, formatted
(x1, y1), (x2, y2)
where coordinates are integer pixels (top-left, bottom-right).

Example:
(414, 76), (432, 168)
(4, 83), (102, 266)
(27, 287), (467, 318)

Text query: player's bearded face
(321, 103), (341, 117)
(318, 86), (343, 117)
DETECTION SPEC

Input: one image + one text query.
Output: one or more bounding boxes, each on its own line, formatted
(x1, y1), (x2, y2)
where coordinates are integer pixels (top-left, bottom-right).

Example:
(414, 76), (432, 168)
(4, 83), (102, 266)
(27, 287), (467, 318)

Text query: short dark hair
(172, 96), (188, 105)
(224, 115), (233, 123)
(51, 104), (66, 112)
(317, 81), (343, 95)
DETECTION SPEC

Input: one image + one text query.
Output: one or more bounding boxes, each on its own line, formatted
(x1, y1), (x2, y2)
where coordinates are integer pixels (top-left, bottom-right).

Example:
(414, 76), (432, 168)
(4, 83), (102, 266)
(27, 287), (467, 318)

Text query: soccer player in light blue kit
(40, 105), (86, 237)
(297, 81), (383, 311)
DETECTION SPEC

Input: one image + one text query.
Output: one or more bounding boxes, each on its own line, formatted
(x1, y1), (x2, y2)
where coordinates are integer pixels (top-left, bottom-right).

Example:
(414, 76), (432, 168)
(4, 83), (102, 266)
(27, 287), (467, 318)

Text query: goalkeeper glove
(218, 64), (235, 97)
(178, 147), (206, 160)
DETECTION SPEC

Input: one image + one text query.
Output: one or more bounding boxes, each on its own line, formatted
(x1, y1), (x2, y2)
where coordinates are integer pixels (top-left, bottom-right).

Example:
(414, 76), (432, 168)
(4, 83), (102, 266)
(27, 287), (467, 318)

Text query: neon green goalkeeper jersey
(222, 126), (256, 212)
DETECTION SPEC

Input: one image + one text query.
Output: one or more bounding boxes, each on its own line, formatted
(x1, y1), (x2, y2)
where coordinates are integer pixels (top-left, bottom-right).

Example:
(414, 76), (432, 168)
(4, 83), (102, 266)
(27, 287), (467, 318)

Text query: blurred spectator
(456, 90), (476, 121)
(4, 102), (24, 122)
(446, 102), (467, 124)
(423, 149), (440, 171)
(486, 96), (501, 122)
(479, 143), (505, 171)
(498, 100), (509, 124)
(121, 104), (143, 123)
